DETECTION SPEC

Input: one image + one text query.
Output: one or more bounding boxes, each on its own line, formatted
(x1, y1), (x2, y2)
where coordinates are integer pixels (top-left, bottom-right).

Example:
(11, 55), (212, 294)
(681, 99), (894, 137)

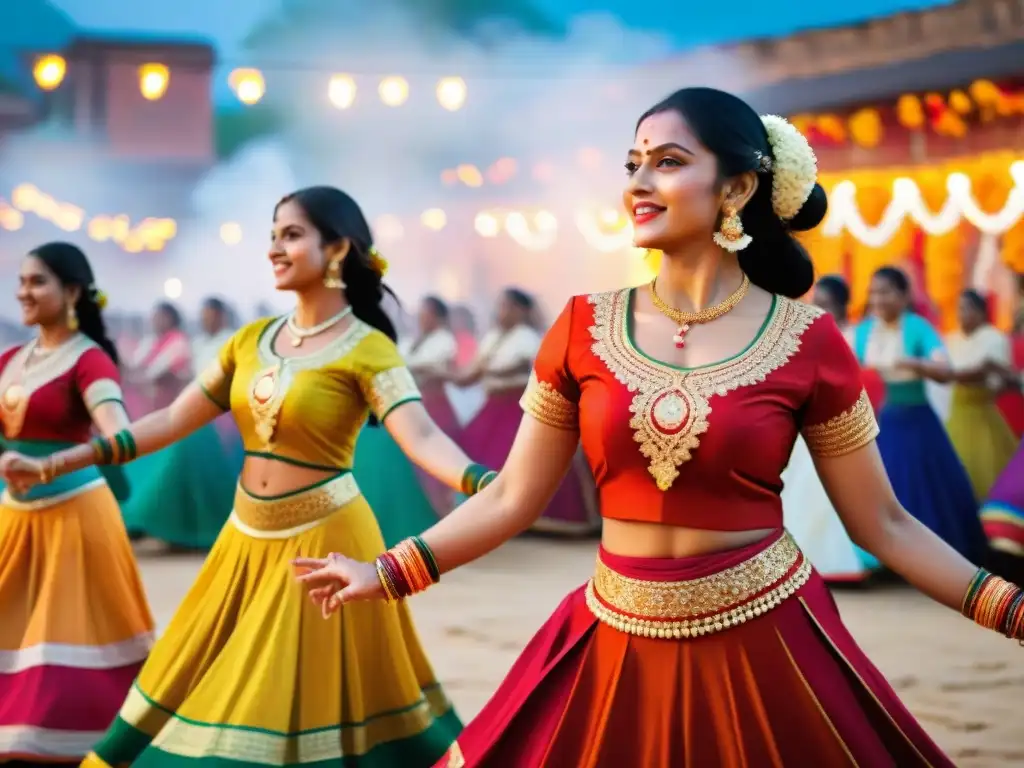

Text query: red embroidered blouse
(520, 289), (878, 531)
(0, 336), (124, 444)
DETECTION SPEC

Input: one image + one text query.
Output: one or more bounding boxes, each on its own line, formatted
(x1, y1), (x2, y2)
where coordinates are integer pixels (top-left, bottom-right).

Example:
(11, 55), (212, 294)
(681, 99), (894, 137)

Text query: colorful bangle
(374, 537), (441, 602)
(962, 568), (1024, 643)
(460, 463), (497, 496)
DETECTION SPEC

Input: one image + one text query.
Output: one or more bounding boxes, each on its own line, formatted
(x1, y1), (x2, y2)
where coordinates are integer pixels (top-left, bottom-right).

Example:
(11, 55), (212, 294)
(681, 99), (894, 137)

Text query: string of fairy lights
(10, 55), (1024, 256)
(31, 54), (468, 111)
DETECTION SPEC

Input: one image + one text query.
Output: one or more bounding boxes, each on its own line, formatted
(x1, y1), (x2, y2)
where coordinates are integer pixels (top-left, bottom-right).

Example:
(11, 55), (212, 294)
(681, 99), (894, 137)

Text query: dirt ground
(138, 538), (1024, 767)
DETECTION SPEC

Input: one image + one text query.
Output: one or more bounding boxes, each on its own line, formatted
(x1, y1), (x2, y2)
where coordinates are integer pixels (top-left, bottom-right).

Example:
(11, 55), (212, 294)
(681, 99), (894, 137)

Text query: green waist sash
(0, 438), (130, 502)
(883, 380), (929, 407)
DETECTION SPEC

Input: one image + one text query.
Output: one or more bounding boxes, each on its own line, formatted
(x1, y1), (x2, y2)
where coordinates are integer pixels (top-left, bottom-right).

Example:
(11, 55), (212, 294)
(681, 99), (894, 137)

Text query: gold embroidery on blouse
(82, 378), (124, 411)
(248, 363), (290, 449)
(0, 335), (99, 438)
(586, 532), (812, 639)
(247, 316), (373, 451)
(366, 366), (421, 419)
(803, 389), (879, 457)
(520, 371), (578, 430)
(588, 290), (821, 491)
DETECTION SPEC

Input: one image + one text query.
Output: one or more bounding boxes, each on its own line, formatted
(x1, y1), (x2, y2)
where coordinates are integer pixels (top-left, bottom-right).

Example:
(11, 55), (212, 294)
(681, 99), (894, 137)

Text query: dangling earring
(323, 258), (345, 289)
(713, 205), (752, 252)
(66, 304), (79, 331)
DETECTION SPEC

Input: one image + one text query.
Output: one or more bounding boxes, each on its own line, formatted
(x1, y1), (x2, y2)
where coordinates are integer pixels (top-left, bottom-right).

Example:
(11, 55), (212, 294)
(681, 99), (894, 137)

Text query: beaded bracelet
(962, 568), (1024, 643)
(460, 463), (498, 496)
(90, 429), (139, 465)
(375, 536), (441, 602)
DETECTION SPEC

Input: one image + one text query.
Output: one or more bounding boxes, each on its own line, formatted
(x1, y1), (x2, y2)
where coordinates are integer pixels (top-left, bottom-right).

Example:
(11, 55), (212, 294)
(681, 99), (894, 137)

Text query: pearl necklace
(285, 306), (352, 348)
(649, 275), (750, 349)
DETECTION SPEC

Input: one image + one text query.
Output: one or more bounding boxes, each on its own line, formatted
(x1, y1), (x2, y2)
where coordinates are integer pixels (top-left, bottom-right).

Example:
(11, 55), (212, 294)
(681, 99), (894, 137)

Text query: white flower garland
(760, 115), (818, 221)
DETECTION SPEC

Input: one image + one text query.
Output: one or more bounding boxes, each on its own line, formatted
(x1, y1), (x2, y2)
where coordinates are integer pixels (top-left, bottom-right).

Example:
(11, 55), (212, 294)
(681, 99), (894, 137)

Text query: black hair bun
(787, 183), (828, 233)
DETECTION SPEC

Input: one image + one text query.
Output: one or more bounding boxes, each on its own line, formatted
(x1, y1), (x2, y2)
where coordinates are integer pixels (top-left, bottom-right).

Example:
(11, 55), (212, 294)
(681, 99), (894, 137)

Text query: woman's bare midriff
(601, 518), (778, 559)
(239, 456), (340, 497)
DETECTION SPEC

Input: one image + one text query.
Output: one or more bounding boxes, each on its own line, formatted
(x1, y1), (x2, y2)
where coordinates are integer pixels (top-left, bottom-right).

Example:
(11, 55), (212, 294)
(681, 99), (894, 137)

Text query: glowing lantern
(139, 63), (170, 101)
(420, 209), (447, 230)
(896, 94), (925, 130)
(33, 54), (66, 91)
(229, 68), (265, 105)
(220, 222), (243, 245)
(474, 212), (500, 238)
(456, 164), (483, 188)
(847, 108), (883, 149)
(164, 278), (183, 299)
(948, 90), (972, 115)
(379, 76), (409, 107)
(328, 74), (356, 109)
(436, 77), (466, 111)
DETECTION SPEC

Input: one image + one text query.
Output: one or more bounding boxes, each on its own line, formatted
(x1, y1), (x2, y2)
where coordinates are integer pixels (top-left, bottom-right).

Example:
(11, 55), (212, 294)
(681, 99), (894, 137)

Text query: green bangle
(476, 470), (497, 494)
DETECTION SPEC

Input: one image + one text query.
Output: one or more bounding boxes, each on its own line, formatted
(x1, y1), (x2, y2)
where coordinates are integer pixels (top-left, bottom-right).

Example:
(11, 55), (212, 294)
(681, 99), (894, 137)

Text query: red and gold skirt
(440, 531), (952, 767)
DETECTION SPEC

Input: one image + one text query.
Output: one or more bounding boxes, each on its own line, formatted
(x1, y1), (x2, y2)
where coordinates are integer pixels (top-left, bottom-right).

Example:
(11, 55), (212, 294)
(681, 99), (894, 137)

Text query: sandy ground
(138, 538), (1024, 767)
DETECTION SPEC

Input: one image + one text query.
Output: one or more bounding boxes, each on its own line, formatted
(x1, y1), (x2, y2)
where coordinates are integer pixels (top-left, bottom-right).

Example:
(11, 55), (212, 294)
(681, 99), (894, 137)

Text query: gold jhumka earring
(712, 204), (752, 252)
(67, 304), (79, 331)
(323, 258), (345, 289)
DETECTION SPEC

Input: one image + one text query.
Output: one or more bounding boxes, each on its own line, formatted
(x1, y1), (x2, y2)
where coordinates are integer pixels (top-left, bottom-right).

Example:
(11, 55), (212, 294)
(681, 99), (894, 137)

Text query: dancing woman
(0, 188), (495, 768)
(396, 296), (463, 516)
(353, 296), (453, 546)
(294, 88), (1024, 767)
(456, 289), (599, 535)
(0, 243), (153, 764)
(944, 289), (1017, 500)
(120, 302), (237, 550)
(781, 275), (881, 583)
(853, 267), (987, 561)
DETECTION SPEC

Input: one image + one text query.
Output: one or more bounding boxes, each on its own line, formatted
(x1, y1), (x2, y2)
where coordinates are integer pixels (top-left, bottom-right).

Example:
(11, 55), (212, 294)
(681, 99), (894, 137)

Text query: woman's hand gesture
(292, 553), (386, 618)
(0, 451), (45, 496)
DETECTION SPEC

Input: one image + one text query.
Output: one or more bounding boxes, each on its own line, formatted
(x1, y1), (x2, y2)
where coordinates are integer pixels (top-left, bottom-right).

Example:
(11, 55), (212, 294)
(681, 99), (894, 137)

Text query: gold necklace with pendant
(649, 275), (750, 349)
(285, 306), (352, 348)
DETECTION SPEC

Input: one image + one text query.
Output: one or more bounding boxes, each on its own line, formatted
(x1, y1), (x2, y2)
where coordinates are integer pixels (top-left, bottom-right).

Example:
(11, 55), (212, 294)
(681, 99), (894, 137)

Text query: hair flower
(368, 247), (389, 277)
(91, 285), (109, 310)
(760, 114), (818, 221)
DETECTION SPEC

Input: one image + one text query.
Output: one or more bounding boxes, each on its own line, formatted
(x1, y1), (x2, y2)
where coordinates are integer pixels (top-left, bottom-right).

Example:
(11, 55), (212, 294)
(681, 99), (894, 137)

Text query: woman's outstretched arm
(0, 384), (222, 488)
(293, 414), (578, 606)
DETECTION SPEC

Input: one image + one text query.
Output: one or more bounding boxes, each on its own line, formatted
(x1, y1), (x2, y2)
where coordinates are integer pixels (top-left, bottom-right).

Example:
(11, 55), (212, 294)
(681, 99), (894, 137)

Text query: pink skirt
(460, 390), (599, 536)
(441, 531), (952, 767)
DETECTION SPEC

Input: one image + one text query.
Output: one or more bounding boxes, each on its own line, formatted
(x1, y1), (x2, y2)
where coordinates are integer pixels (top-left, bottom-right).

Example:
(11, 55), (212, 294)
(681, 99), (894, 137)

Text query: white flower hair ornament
(759, 114), (818, 222)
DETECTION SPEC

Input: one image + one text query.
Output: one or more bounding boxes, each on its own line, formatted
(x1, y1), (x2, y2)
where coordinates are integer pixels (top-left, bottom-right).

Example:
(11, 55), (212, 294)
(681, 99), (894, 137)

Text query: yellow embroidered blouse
(197, 315), (421, 470)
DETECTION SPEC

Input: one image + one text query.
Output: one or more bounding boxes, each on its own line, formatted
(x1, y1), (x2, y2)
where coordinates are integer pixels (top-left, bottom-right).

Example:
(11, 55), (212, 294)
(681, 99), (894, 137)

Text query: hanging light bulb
(328, 74), (356, 109)
(138, 63), (170, 101)
(229, 68), (265, 105)
(33, 54), (66, 91)
(436, 77), (466, 111)
(379, 76), (409, 107)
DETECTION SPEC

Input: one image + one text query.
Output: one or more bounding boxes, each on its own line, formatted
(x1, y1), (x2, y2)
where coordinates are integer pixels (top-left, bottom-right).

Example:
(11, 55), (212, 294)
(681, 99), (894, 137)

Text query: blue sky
(52, 0), (954, 53)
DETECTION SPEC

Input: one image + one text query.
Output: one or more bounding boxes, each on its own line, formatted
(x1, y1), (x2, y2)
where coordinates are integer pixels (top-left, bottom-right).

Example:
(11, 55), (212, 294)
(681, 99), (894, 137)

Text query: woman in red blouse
(294, 89), (1022, 766)
(0, 243), (153, 764)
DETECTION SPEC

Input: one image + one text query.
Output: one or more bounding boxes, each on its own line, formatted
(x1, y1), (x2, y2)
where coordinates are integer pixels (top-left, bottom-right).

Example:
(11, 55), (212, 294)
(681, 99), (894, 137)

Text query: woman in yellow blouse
(0, 186), (495, 768)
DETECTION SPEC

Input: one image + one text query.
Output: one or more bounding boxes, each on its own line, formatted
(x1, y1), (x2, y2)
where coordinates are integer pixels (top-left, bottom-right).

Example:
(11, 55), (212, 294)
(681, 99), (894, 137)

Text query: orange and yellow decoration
(792, 80), (1024, 149)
